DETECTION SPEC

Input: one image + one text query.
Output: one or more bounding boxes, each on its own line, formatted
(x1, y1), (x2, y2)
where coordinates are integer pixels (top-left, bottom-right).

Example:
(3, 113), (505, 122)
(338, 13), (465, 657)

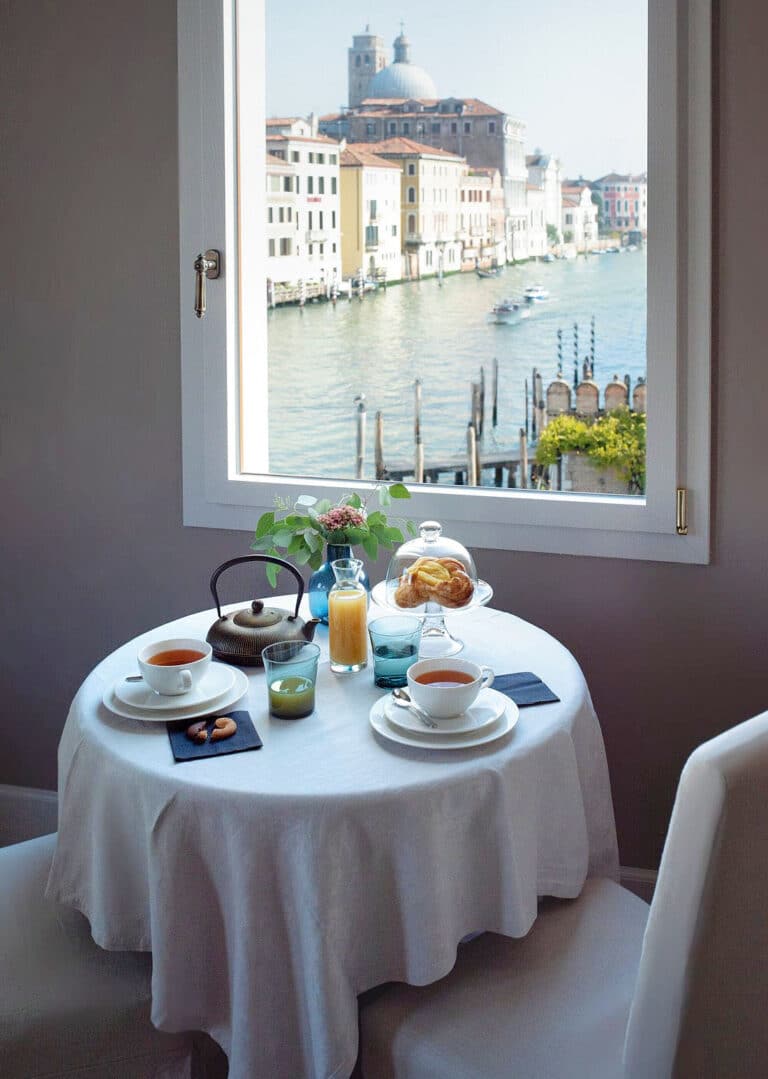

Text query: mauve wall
(1, 2), (765, 869)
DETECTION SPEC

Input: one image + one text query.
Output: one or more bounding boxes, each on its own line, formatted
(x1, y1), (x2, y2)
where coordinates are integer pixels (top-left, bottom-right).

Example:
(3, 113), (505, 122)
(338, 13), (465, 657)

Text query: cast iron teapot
(206, 555), (319, 667)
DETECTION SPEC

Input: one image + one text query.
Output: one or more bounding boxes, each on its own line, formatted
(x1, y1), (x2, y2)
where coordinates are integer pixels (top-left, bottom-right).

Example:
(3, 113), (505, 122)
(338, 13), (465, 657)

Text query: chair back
(623, 710), (768, 1078)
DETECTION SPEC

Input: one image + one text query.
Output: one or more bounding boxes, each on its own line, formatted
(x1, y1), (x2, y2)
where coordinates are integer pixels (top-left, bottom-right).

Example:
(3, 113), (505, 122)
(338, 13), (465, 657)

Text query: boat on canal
(476, 265), (503, 279)
(524, 284), (549, 303)
(490, 298), (531, 325)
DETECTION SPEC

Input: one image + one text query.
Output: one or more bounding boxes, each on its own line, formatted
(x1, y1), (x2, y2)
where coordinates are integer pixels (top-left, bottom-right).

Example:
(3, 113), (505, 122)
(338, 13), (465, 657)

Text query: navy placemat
(494, 672), (560, 707)
(167, 709), (262, 762)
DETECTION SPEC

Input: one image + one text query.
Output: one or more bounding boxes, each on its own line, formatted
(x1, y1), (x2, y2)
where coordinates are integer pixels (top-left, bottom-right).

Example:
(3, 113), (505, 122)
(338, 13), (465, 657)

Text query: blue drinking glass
(368, 615), (422, 689)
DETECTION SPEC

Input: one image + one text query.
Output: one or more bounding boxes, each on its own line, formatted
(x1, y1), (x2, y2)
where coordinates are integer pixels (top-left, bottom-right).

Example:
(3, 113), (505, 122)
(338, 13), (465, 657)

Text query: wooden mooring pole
(414, 379), (424, 483)
(519, 428), (529, 489)
(466, 424), (478, 486)
(479, 366), (486, 439)
(374, 411), (385, 480)
(354, 396), (366, 479)
(492, 357), (499, 428)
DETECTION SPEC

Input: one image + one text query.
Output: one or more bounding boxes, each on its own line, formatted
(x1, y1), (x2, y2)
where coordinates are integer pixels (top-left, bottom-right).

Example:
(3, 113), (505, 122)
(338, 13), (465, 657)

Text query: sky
(266, 0), (647, 180)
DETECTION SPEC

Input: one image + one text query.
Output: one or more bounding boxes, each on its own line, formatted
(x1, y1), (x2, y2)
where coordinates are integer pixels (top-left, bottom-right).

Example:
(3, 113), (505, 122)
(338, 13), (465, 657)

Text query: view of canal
(265, 249), (647, 483)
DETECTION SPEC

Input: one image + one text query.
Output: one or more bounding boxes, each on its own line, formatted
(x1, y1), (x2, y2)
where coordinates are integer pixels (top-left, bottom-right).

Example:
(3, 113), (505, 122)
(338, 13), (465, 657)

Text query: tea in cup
(407, 658), (494, 718)
(137, 638), (212, 696)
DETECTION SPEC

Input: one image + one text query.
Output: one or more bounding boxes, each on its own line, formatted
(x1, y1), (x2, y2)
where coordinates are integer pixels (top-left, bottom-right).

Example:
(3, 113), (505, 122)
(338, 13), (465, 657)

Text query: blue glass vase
(308, 544), (370, 624)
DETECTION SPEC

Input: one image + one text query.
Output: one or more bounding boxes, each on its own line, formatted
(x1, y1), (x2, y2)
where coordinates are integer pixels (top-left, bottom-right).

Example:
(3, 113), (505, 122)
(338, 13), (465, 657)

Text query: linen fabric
(0, 834), (200, 1079)
(46, 603), (618, 1079)
(359, 878), (649, 1079)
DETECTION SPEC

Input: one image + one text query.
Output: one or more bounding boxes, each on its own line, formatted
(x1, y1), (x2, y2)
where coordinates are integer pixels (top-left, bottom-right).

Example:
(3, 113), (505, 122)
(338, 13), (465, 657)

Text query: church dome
(368, 62), (436, 100)
(367, 30), (436, 100)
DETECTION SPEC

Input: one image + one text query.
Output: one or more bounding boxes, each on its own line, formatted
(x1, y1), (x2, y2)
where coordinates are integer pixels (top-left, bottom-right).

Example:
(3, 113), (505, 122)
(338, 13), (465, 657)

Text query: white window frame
(178, 0), (711, 564)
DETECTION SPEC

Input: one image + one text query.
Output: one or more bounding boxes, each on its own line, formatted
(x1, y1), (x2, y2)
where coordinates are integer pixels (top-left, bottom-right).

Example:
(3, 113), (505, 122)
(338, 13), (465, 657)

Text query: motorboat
(524, 284), (549, 303)
(541, 252), (555, 263)
(490, 298), (531, 325)
(476, 265), (503, 279)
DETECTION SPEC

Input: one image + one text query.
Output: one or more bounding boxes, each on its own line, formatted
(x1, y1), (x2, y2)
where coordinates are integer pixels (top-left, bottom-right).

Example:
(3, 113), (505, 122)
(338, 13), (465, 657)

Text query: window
(407, 187), (416, 203)
(388, 121), (396, 134)
(407, 163), (416, 176)
(464, 121), (471, 133)
(407, 213), (416, 234)
(291, 150), (299, 162)
(180, 0), (712, 565)
(318, 177), (325, 194)
(307, 176), (313, 194)
(268, 239), (275, 256)
(279, 237), (291, 255)
(402, 122), (410, 134)
(488, 120), (496, 134)
(431, 122), (440, 133)
(366, 122), (376, 135)
(450, 122), (457, 133)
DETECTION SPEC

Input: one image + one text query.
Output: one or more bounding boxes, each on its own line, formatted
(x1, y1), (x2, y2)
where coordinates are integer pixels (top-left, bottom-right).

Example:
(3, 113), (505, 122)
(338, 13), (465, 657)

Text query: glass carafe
(328, 558), (368, 673)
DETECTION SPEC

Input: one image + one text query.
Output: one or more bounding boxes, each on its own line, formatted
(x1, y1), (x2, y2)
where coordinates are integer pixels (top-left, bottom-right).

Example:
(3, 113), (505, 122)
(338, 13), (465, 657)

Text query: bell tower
(348, 27), (386, 107)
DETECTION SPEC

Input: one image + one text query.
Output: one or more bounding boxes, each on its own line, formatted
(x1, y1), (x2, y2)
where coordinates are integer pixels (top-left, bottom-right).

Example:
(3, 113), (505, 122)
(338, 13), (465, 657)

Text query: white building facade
(266, 124), (342, 291)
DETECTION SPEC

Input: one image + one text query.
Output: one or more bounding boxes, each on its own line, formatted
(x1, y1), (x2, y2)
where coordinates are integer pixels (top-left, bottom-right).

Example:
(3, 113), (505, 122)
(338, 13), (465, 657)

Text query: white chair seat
(360, 878), (649, 1079)
(0, 833), (204, 1078)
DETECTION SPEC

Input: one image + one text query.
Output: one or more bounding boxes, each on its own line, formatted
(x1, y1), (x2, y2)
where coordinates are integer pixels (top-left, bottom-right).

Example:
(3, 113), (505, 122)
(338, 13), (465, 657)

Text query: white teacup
(407, 658), (494, 719)
(137, 638), (212, 696)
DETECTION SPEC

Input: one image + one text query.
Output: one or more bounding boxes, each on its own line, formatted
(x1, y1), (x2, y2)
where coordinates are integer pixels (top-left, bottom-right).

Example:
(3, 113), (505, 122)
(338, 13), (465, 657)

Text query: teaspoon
(391, 688), (438, 729)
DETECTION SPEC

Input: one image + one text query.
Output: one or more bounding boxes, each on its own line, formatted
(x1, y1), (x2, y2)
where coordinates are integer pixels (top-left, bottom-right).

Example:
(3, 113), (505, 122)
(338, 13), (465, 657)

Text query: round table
(47, 601), (618, 1079)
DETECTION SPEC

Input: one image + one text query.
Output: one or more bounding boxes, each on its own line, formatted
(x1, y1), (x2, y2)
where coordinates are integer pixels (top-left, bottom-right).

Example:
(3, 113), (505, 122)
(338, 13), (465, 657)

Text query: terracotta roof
(266, 152), (292, 167)
(356, 97), (503, 118)
(266, 133), (339, 146)
(341, 147), (401, 169)
(563, 194), (581, 206)
(362, 136), (464, 160)
(595, 172), (647, 184)
(266, 117), (301, 127)
(319, 113), (344, 122)
(562, 185), (589, 195)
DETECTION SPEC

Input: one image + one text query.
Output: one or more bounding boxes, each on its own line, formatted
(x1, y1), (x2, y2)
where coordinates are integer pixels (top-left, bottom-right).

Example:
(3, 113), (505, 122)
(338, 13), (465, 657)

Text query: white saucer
(370, 693), (518, 751)
(113, 662), (235, 711)
(103, 667), (249, 723)
(385, 687), (507, 737)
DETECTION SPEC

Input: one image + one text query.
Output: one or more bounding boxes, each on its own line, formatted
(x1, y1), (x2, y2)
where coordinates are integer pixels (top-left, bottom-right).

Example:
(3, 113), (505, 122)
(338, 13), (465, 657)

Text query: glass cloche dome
(384, 521), (478, 612)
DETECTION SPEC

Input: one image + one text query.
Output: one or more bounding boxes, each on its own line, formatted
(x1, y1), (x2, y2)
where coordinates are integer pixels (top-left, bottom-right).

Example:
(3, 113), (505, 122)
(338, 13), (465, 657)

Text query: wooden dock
(382, 449), (526, 488)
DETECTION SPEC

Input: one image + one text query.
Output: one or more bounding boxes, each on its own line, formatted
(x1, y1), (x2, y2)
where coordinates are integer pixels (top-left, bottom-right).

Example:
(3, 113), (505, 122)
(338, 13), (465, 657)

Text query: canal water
(266, 249), (647, 482)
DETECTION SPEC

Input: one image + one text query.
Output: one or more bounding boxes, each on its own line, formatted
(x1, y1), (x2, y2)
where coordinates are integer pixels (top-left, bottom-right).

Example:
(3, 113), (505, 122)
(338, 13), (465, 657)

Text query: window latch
(193, 249), (220, 318)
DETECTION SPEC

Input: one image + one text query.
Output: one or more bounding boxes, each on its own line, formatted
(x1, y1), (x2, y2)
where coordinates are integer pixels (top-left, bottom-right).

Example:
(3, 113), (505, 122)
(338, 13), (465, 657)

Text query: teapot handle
(209, 555), (305, 620)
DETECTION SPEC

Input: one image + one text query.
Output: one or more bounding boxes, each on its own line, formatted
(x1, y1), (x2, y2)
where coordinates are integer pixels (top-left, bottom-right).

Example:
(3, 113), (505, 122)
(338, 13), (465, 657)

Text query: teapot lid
(232, 601), (287, 629)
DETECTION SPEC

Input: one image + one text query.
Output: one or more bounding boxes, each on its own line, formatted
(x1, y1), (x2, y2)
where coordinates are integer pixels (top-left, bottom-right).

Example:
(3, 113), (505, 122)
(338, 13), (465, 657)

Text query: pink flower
(317, 506), (365, 533)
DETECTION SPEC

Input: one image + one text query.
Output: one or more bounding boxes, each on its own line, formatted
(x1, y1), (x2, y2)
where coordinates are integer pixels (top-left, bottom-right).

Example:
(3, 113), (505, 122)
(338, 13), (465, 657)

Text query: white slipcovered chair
(0, 833), (227, 1078)
(359, 709), (768, 1078)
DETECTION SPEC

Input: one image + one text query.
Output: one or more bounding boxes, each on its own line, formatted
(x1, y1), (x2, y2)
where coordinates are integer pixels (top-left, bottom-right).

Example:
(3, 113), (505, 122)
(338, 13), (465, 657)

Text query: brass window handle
(193, 249), (220, 318)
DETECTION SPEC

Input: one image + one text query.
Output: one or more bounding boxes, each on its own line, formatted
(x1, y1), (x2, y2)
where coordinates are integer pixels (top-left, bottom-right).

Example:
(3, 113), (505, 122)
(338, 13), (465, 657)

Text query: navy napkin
(493, 672), (560, 707)
(167, 710), (263, 762)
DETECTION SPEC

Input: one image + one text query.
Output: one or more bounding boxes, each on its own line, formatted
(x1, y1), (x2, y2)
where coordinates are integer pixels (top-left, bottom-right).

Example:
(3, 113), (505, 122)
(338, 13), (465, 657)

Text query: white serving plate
(385, 687), (507, 737)
(113, 662), (235, 711)
(103, 667), (249, 723)
(369, 693), (518, 751)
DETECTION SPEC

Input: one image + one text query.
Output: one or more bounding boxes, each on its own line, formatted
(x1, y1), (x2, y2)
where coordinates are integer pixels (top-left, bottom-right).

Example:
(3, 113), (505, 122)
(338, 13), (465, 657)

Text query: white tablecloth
(47, 602), (618, 1079)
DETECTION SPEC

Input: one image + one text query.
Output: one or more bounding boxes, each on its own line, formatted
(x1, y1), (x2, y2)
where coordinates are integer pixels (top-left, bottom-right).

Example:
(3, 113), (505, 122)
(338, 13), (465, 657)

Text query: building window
(180, 0), (712, 565)
(392, 224), (397, 237)
(291, 150), (299, 162)
(431, 122), (440, 133)
(366, 122), (376, 135)
(279, 238), (291, 255)
(331, 177), (337, 194)
(331, 210), (336, 228)
(318, 177), (325, 194)
(268, 239), (275, 256)
(319, 211), (324, 229)
(329, 154), (337, 164)
(407, 163), (416, 175)
(450, 122), (457, 133)
(307, 176), (313, 194)
(464, 121), (471, 133)
(388, 121), (396, 134)
(407, 187), (416, 203)
(267, 207), (273, 222)
(407, 213), (416, 234)
(402, 122), (410, 134)
(488, 120), (496, 133)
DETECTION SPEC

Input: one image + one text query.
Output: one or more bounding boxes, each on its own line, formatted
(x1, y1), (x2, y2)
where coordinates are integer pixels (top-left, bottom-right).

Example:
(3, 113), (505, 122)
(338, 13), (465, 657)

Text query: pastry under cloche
(384, 521), (478, 611)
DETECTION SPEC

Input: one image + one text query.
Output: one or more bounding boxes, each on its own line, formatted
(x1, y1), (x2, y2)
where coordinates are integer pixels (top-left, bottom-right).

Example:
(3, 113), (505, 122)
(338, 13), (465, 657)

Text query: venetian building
(350, 27), (438, 106)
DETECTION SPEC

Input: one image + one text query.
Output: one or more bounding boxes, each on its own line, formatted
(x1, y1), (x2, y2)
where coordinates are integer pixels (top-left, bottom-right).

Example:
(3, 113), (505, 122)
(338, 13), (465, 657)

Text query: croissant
(393, 556), (474, 609)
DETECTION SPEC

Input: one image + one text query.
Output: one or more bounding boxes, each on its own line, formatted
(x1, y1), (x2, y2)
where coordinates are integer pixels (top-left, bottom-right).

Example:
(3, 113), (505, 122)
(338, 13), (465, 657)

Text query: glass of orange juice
(328, 558), (368, 673)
